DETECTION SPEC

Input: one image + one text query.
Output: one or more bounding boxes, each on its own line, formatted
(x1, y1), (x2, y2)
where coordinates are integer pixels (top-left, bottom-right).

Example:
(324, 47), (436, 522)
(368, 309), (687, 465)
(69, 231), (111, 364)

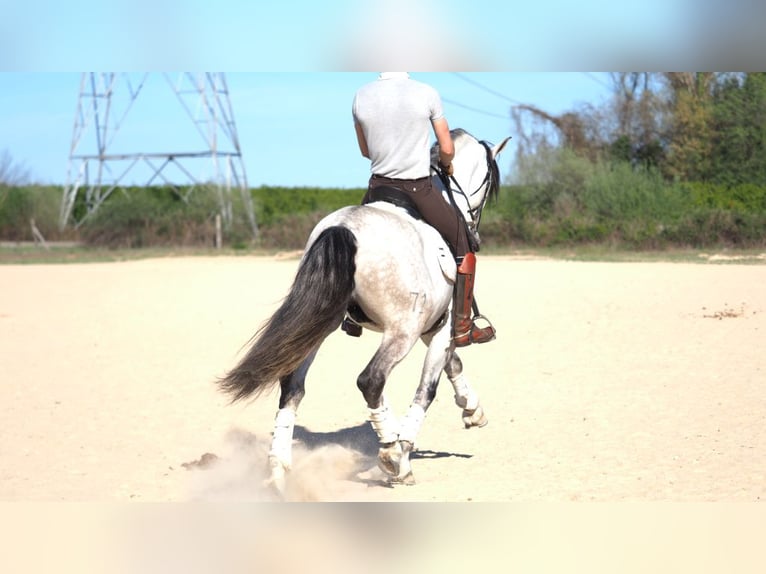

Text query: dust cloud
(182, 426), (386, 502)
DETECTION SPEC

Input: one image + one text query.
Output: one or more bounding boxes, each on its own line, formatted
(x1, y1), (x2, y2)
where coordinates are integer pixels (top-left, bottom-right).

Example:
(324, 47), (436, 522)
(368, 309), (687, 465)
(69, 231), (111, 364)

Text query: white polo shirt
(352, 72), (445, 180)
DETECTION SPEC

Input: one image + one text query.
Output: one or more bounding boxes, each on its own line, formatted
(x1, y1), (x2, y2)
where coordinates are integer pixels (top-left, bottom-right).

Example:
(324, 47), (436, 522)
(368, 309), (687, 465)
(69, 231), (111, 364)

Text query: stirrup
(341, 316), (363, 337)
(453, 314), (496, 346)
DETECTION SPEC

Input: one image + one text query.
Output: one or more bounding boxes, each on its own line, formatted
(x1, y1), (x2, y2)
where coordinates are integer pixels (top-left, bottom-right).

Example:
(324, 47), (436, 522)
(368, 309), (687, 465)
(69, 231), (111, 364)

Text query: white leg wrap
(369, 397), (399, 444)
(450, 373), (479, 411)
(398, 404), (425, 444)
(269, 408), (296, 467)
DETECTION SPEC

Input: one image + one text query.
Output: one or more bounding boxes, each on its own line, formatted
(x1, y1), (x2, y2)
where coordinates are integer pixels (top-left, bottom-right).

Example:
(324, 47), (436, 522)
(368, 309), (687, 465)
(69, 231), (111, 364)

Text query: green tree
(662, 72), (715, 182)
(709, 73), (766, 186)
(607, 73), (667, 169)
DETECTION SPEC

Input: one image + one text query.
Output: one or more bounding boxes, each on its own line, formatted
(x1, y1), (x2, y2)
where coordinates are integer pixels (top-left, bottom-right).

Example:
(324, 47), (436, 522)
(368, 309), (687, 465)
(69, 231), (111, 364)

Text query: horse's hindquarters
(347, 207), (453, 333)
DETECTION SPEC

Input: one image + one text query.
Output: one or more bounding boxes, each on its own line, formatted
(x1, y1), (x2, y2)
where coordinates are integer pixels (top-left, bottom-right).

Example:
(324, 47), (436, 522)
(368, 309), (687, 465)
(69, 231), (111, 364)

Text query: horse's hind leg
(267, 349), (317, 492)
(444, 351), (488, 428)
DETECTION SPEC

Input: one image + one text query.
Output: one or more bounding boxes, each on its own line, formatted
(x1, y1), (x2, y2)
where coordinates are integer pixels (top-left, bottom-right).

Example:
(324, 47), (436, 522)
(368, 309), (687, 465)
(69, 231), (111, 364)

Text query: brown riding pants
(364, 175), (470, 258)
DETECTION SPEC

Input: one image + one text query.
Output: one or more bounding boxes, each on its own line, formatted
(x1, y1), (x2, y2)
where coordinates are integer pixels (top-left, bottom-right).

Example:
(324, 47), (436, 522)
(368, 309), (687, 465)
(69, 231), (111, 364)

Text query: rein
(434, 140), (498, 235)
(433, 140), (498, 318)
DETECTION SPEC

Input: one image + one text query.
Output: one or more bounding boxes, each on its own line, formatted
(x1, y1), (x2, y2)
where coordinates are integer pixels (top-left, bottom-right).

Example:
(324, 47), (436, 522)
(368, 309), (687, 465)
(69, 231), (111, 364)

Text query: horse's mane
(450, 127), (474, 146)
(430, 128), (474, 160)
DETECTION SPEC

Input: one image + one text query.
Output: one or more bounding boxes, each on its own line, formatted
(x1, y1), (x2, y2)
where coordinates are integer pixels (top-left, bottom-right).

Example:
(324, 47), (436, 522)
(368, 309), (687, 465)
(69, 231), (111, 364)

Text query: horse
(218, 128), (511, 490)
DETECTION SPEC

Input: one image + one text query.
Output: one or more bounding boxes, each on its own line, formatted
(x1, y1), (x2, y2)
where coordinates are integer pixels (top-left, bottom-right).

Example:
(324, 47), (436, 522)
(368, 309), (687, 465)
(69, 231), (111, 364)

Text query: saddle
(362, 185), (423, 221)
(365, 177), (480, 253)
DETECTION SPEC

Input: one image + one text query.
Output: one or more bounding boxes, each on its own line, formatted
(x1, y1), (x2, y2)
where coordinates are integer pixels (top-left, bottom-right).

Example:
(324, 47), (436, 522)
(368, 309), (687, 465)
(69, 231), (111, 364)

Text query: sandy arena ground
(1, 254), (764, 502)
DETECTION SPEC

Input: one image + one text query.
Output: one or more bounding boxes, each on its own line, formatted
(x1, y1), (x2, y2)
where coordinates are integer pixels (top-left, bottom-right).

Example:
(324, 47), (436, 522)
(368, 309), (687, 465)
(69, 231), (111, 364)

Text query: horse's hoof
(377, 441), (403, 476)
(462, 405), (488, 428)
(387, 471), (416, 486)
(265, 455), (289, 496)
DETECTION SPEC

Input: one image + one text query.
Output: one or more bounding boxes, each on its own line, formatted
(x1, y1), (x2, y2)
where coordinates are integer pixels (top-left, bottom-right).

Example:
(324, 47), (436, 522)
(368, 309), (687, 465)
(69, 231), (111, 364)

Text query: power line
(451, 73), (523, 105)
(442, 72), (518, 120)
(441, 97), (509, 120)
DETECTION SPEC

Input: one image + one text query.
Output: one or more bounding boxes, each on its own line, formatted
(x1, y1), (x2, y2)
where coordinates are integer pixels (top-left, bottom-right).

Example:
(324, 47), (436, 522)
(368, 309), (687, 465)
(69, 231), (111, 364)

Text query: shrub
(510, 148), (594, 216)
(0, 186), (64, 241)
(582, 162), (685, 222)
(662, 209), (766, 248)
(487, 160), (766, 249)
(3, 178), (764, 251)
(79, 187), (220, 248)
(258, 211), (328, 250)
(252, 187), (364, 226)
(681, 181), (766, 211)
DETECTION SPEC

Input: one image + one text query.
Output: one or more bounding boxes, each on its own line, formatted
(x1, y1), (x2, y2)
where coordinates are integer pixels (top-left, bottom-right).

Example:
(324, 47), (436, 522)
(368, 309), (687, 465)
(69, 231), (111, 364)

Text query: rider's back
(352, 75), (443, 180)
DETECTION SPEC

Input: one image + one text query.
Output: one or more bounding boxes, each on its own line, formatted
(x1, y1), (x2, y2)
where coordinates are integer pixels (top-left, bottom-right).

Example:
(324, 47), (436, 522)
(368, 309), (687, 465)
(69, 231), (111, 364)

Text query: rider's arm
(354, 119), (370, 159)
(432, 116), (455, 170)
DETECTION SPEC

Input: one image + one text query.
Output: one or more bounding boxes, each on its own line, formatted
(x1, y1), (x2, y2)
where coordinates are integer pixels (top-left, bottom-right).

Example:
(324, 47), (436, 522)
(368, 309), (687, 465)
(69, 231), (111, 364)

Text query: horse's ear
(492, 136), (512, 159)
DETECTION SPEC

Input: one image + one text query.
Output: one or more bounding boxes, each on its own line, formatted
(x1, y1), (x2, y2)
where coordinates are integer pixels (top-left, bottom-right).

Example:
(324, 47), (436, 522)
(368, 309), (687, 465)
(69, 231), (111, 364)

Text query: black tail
(218, 226), (357, 402)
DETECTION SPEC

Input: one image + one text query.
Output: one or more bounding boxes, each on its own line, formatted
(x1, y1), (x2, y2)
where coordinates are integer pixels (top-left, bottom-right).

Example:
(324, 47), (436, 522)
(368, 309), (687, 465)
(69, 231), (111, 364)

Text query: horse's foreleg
(267, 350), (317, 492)
(373, 325), (451, 484)
(357, 333), (418, 480)
(399, 325), (453, 447)
(444, 351), (488, 428)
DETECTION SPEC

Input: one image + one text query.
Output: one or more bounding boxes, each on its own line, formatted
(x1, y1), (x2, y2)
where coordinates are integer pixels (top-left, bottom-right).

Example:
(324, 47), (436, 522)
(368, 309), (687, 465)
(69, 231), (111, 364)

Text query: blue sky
(1, 0), (760, 72)
(1, 0), (761, 188)
(1, 72), (612, 188)
(1, 1), (696, 71)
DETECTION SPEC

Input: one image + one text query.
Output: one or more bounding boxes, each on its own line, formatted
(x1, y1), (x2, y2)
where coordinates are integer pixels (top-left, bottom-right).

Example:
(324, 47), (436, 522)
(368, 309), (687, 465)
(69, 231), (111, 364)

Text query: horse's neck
(436, 175), (474, 224)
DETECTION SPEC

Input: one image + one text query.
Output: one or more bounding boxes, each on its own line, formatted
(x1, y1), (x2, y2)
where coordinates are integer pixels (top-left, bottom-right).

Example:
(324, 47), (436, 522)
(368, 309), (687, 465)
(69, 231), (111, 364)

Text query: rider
(352, 72), (495, 347)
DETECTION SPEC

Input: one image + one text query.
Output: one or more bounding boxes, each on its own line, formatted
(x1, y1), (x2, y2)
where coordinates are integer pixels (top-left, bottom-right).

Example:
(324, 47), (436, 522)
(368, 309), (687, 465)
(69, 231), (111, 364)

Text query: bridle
(434, 140), (499, 235)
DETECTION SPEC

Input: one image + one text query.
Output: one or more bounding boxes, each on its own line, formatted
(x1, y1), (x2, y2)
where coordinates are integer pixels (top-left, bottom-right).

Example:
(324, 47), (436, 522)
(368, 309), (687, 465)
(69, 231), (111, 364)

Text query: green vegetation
(0, 184), (367, 252)
(481, 149), (766, 250)
(2, 175), (763, 257)
(252, 187), (364, 249)
(0, 185), (64, 241)
(78, 188), (221, 248)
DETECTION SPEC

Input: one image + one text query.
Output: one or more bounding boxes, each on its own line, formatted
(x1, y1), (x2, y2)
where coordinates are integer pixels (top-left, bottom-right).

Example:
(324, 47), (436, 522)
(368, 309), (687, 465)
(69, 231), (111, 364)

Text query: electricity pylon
(59, 72), (257, 238)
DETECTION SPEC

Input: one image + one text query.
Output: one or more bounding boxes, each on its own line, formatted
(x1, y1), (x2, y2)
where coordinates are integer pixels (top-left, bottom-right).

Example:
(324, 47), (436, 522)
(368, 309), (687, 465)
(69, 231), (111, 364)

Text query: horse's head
(431, 128), (511, 235)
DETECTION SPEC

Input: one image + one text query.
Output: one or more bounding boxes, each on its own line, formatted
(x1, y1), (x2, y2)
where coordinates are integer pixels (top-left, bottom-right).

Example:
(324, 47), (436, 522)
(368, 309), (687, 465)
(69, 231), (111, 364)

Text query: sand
(1, 254), (764, 502)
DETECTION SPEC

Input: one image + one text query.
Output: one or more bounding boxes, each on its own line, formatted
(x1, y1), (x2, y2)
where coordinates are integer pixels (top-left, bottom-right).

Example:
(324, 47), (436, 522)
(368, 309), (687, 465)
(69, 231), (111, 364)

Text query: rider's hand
(439, 161), (454, 176)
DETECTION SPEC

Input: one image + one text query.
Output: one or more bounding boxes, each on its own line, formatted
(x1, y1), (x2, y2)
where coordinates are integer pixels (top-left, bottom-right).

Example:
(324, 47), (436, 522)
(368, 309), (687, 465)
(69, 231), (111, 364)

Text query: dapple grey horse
(218, 129), (510, 489)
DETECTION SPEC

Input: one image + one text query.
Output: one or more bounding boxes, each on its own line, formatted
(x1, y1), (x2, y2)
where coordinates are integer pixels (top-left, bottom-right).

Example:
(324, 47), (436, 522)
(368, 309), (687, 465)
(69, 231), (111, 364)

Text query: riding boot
(452, 253), (496, 347)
